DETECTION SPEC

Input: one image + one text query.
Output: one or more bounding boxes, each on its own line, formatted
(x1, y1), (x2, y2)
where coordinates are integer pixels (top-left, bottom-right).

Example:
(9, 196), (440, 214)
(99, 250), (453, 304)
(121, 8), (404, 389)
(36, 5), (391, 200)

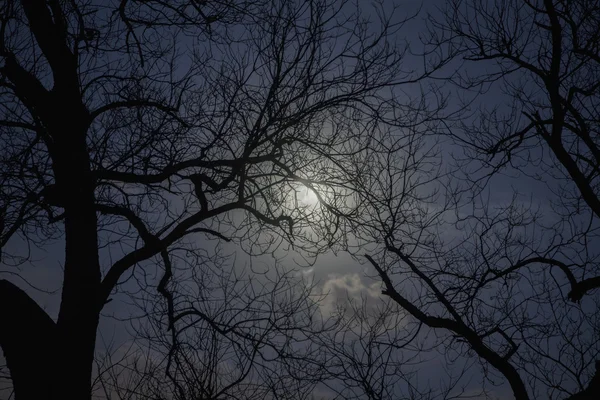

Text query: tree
(309, 294), (473, 400)
(350, 1), (600, 399)
(0, 0), (420, 398)
(93, 261), (330, 400)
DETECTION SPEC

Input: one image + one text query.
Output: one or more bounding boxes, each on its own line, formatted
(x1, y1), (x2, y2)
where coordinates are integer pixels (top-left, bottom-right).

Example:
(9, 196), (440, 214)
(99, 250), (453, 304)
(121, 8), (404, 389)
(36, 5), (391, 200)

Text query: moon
(297, 185), (319, 206)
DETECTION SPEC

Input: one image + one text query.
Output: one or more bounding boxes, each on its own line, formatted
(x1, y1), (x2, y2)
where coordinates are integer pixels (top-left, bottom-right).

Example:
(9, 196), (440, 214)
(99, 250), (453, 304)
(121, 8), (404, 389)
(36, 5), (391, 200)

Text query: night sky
(1, 1), (599, 399)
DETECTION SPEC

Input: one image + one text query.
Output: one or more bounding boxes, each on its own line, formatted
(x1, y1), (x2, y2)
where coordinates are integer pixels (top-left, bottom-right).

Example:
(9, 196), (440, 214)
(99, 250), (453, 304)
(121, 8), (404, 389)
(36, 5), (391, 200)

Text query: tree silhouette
(93, 262), (331, 400)
(0, 0), (424, 399)
(354, 1), (600, 399)
(7, 1), (597, 399)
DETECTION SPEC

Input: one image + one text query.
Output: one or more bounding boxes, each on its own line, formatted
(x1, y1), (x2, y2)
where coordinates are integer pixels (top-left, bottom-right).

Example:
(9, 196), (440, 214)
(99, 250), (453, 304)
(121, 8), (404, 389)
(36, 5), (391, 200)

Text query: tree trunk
(0, 1), (102, 398)
(0, 119), (101, 399)
(49, 116), (101, 399)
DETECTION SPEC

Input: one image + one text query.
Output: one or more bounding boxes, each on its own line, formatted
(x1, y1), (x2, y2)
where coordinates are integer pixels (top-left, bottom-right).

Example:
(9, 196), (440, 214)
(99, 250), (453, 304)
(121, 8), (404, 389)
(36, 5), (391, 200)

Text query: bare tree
(310, 295), (445, 400)
(0, 0), (425, 399)
(348, 1), (600, 400)
(94, 260), (330, 400)
(428, 0), (600, 302)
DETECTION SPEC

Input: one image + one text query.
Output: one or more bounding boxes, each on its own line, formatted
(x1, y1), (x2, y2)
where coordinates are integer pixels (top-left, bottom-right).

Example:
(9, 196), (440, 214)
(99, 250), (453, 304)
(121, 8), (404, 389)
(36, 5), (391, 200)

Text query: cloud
(318, 273), (382, 317)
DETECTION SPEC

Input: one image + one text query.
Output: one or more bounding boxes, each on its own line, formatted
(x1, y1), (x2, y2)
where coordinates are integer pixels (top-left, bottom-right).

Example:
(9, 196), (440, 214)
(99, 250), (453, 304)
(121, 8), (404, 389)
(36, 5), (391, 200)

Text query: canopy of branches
(0, 1), (599, 400)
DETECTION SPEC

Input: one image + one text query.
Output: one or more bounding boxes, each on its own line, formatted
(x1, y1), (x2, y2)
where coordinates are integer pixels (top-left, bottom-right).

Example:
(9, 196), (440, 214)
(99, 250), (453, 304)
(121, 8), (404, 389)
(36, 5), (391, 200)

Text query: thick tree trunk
(0, 126), (101, 400)
(0, 2), (101, 399)
(0, 107), (100, 400)
(49, 116), (101, 399)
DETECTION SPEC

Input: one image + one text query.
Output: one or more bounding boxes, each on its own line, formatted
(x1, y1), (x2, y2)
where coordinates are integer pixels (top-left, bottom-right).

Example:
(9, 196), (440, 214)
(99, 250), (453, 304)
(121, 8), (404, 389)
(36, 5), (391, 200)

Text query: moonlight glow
(297, 185), (320, 206)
